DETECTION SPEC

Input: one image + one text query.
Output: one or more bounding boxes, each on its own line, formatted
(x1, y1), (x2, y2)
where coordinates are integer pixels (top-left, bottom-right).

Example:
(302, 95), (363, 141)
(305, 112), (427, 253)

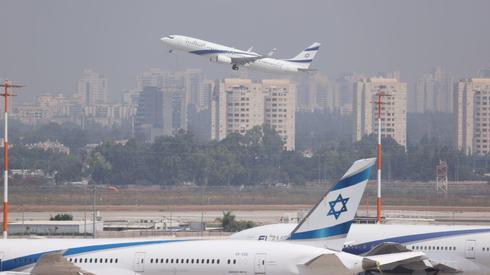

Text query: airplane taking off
(160, 35), (320, 73)
(0, 158), (431, 275)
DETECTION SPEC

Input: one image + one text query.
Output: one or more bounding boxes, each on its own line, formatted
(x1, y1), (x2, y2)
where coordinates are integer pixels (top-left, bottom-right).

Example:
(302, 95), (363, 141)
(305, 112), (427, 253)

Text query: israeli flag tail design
(285, 42), (321, 69)
(287, 158), (376, 249)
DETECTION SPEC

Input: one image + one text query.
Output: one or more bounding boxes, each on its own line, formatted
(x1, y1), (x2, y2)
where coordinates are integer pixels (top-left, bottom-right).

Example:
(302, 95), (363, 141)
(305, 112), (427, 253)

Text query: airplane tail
(285, 42), (321, 69)
(287, 158), (375, 249)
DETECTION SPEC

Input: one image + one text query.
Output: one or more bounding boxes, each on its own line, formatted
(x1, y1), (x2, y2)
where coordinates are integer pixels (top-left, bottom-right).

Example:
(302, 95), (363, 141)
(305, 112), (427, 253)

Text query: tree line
(3, 121), (489, 186)
(87, 126), (487, 186)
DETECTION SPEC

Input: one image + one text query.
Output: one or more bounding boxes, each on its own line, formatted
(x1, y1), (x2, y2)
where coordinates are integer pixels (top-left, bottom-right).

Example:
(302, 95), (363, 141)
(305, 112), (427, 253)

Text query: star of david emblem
(305, 53), (310, 58)
(327, 194), (350, 220)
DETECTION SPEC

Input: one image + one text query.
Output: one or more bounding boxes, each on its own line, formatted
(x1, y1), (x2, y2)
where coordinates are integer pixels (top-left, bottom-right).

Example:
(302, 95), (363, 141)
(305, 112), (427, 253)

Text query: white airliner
(160, 35), (320, 73)
(0, 158), (430, 275)
(231, 212), (490, 273)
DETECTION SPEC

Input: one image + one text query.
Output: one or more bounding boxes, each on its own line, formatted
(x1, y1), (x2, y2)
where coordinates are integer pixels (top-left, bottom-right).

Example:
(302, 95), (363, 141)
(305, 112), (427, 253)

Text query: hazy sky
(1, 0), (490, 101)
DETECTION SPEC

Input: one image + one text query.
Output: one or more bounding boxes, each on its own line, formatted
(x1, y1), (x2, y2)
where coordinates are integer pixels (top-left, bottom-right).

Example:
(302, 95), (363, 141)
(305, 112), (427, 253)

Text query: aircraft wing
(300, 253), (355, 275)
(364, 242), (411, 255)
(230, 56), (265, 65)
(15, 251), (96, 275)
(364, 243), (462, 273)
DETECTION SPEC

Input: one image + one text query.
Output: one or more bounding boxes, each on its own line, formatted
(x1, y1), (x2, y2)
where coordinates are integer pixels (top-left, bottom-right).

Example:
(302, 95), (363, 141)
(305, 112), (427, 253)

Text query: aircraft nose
(161, 35), (177, 46)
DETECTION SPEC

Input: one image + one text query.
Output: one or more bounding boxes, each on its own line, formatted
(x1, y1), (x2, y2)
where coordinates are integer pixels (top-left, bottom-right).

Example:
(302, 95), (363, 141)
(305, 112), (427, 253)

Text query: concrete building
(26, 140), (70, 155)
(214, 78), (264, 139)
(296, 73), (334, 112)
(455, 78), (490, 155)
(199, 79), (214, 110)
(135, 86), (172, 141)
(211, 78), (296, 150)
(77, 69), (108, 106)
(353, 77), (407, 147)
(8, 220), (103, 235)
(263, 79), (296, 150)
(135, 85), (188, 141)
(415, 66), (453, 113)
(335, 73), (364, 115)
(184, 69), (202, 110)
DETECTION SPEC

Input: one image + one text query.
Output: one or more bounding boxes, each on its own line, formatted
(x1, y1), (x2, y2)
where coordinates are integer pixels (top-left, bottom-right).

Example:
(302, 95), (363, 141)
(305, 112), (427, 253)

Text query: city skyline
(1, 0), (490, 101)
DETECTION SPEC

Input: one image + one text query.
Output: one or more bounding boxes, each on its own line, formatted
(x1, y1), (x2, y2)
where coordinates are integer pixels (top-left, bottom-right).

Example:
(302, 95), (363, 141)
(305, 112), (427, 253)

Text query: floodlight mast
(373, 88), (391, 224)
(0, 80), (23, 239)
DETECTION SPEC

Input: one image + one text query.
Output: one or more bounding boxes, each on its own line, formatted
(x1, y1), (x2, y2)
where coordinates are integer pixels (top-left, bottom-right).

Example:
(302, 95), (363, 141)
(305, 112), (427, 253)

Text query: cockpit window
(167, 35), (174, 39)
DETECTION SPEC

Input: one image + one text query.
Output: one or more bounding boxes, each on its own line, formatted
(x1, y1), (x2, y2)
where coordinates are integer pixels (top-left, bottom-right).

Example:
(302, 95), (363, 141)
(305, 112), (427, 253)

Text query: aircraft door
(134, 252), (146, 272)
(465, 240), (476, 259)
(254, 253), (266, 274)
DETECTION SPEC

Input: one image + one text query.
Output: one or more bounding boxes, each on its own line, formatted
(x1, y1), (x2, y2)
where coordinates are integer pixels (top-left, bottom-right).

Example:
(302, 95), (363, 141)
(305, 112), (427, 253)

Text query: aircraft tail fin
(285, 42), (321, 69)
(287, 158), (375, 249)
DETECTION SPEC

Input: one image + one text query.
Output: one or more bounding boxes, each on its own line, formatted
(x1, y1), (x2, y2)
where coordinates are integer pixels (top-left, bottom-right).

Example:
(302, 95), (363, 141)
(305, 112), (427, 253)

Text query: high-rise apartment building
(353, 77), (407, 147)
(335, 73), (364, 115)
(184, 69), (202, 110)
(199, 80), (214, 110)
(135, 86), (172, 141)
(296, 73), (334, 112)
(211, 78), (296, 150)
(212, 78), (264, 140)
(77, 69), (108, 106)
(455, 78), (490, 155)
(415, 66), (453, 113)
(263, 79), (296, 150)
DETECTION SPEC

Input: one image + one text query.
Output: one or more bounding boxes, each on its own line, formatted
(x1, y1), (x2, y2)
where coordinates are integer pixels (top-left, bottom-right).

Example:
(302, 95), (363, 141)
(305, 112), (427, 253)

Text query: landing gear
(232, 64), (239, 71)
(169, 49), (174, 53)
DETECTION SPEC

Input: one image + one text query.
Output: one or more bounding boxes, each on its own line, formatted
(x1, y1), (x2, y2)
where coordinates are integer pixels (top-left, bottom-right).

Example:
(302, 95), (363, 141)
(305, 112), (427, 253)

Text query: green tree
(50, 213), (73, 221)
(217, 211), (256, 232)
(88, 152), (112, 184)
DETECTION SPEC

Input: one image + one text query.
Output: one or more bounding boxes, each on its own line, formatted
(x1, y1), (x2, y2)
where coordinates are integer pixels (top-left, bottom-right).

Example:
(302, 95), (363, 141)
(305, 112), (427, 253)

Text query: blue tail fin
(287, 158), (375, 249)
(284, 42), (321, 69)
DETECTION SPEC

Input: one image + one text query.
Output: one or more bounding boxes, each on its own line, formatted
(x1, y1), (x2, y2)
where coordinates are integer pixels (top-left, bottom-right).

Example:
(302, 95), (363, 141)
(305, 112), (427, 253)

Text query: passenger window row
(149, 258), (237, 265)
(68, 258), (119, 264)
(411, 245), (456, 251)
(482, 247), (490, 252)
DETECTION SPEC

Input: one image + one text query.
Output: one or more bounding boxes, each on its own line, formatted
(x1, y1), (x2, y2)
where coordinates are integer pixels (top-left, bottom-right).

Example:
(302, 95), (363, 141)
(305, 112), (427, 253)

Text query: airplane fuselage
(232, 223), (490, 274)
(0, 239), (363, 275)
(161, 35), (313, 73)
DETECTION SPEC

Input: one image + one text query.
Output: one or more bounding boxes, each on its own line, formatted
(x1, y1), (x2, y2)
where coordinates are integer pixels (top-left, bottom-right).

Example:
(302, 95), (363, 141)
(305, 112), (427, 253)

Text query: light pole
(373, 86), (391, 224)
(0, 80), (23, 239)
(92, 186), (96, 238)
(91, 185), (118, 238)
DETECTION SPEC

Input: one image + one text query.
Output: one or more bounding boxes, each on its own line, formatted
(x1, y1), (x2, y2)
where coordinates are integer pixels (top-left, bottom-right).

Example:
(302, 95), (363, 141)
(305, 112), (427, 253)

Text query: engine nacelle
(209, 55), (232, 64)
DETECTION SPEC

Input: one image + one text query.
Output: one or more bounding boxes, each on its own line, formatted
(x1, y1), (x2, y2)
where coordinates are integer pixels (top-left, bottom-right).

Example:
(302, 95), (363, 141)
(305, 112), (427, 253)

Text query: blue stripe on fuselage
(1, 239), (189, 271)
(285, 59), (313, 63)
(342, 228), (490, 255)
(190, 49), (258, 57)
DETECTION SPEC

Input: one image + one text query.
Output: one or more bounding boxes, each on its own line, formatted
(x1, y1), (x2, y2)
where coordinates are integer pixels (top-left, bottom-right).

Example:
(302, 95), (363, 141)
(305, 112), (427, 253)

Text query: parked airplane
(160, 35), (320, 73)
(0, 158), (429, 275)
(231, 211), (490, 273)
